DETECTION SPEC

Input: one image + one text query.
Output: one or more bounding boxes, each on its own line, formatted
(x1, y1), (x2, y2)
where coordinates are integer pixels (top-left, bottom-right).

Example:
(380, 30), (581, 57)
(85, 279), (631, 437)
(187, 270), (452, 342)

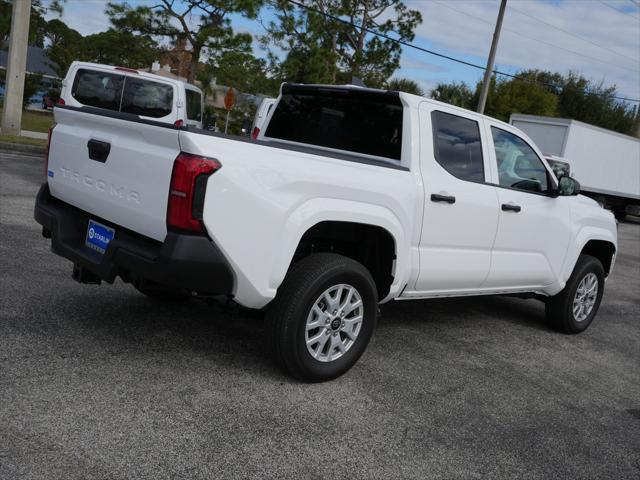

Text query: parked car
(511, 114), (640, 221)
(251, 96), (276, 139)
(27, 90), (46, 109)
(35, 83), (617, 381)
(59, 61), (204, 129)
(42, 92), (56, 109)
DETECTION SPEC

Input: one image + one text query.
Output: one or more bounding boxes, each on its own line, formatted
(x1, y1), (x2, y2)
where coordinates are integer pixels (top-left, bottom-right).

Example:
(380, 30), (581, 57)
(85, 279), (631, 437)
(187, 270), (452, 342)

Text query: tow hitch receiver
(72, 263), (102, 285)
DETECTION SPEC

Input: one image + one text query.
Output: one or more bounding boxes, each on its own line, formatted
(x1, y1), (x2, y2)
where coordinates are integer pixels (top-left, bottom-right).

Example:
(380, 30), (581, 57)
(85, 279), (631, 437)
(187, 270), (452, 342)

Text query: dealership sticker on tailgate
(85, 220), (115, 254)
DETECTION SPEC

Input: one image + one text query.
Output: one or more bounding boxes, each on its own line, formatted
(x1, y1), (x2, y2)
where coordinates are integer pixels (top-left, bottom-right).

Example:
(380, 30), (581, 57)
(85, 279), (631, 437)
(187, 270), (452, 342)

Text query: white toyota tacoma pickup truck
(35, 81), (617, 381)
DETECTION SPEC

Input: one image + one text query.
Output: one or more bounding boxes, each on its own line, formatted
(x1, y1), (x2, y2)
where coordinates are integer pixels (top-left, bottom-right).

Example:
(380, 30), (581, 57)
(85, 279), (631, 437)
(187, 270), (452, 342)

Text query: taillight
(174, 119), (184, 127)
(45, 125), (55, 180)
(251, 127), (260, 140)
(167, 152), (221, 233)
(57, 98), (65, 105)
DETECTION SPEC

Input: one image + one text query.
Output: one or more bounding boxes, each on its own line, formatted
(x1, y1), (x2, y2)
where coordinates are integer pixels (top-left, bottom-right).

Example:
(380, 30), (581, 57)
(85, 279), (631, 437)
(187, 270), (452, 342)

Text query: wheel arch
(560, 227), (617, 286)
(290, 221), (397, 301)
(580, 239), (616, 276)
(270, 198), (410, 304)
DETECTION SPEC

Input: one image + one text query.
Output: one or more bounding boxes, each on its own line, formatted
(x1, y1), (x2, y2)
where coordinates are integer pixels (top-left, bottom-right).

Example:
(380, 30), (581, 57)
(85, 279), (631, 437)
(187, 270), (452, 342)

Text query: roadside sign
(224, 88), (235, 111)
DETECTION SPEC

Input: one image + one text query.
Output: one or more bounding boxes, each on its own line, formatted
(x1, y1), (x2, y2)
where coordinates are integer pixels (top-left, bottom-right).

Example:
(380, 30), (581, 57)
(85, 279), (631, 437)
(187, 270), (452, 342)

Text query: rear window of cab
(264, 87), (403, 161)
(71, 68), (173, 118)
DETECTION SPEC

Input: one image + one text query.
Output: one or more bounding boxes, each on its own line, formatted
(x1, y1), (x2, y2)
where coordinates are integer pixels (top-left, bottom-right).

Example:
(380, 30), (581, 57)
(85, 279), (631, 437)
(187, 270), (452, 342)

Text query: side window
(491, 127), (549, 193)
(71, 69), (124, 111)
(121, 77), (173, 118)
(186, 89), (202, 121)
(431, 111), (484, 182)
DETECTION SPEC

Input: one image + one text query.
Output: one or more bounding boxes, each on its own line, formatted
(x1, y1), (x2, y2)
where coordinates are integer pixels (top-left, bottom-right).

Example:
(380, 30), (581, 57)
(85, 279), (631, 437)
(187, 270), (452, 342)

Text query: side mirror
(557, 176), (581, 196)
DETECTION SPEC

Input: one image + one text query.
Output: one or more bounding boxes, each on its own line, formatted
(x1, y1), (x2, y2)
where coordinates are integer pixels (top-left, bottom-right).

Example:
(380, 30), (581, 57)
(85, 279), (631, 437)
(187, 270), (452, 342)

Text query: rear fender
(271, 198), (408, 303)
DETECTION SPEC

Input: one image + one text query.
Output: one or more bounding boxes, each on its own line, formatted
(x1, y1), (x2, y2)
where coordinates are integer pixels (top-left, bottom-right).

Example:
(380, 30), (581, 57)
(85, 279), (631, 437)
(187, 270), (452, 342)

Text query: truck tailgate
(47, 107), (180, 241)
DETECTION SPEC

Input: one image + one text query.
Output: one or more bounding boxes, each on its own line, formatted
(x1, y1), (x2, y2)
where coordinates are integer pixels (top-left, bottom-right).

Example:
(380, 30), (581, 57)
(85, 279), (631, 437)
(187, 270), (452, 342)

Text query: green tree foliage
(23, 72), (43, 107)
(106, 0), (263, 82)
(478, 74), (558, 121)
(202, 49), (279, 96)
(44, 18), (82, 77)
(0, 1), (11, 49)
(79, 30), (160, 69)
(515, 70), (638, 135)
(262, 0), (422, 87)
(432, 71), (638, 137)
(385, 77), (424, 96)
(430, 81), (474, 109)
(0, 0), (57, 49)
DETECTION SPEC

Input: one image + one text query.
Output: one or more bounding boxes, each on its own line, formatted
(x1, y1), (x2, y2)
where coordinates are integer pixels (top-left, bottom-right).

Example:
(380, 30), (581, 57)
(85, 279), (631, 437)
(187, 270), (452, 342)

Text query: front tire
(546, 254), (605, 333)
(267, 253), (378, 382)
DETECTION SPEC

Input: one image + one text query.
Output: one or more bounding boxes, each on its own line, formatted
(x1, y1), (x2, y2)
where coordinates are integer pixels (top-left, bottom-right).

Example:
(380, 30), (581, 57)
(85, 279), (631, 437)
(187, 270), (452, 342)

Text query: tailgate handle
(87, 139), (111, 163)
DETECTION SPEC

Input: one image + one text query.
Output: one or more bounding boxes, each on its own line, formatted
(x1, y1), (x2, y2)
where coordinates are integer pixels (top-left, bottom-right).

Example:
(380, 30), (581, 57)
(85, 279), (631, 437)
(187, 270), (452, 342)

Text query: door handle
(501, 203), (521, 212)
(87, 139), (111, 163)
(430, 193), (456, 204)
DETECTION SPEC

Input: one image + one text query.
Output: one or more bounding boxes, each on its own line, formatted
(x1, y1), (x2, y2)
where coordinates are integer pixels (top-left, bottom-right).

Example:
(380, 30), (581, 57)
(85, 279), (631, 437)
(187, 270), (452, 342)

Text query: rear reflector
(167, 152), (221, 233)
(45, 125), (55, 179)
(251, 127), (260, 140)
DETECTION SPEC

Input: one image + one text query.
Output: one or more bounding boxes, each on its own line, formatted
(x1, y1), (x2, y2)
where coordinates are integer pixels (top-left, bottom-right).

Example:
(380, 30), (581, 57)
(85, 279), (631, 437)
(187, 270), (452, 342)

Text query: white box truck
(510, 114), (640, 221)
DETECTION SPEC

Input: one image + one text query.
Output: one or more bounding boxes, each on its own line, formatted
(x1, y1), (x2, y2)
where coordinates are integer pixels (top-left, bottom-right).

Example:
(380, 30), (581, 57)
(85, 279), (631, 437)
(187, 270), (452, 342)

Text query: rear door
(414, 104), (500, 292)
(48, 68), (180, 241)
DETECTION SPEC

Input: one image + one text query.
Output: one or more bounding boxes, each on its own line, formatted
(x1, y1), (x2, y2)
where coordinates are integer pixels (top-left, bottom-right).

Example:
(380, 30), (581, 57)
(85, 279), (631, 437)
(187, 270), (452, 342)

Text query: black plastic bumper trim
(34, 184), (234, 294)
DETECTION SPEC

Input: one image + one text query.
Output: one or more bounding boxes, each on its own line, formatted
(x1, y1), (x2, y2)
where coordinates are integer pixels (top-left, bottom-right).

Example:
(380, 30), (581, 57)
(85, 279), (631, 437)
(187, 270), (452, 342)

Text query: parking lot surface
(1, 149), (639, 479)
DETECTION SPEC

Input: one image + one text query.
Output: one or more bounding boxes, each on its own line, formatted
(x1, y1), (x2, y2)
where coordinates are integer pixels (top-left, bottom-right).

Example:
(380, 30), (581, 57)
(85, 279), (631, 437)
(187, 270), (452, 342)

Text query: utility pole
(1, 0), (32, 136)
(477, 0), (507, 114)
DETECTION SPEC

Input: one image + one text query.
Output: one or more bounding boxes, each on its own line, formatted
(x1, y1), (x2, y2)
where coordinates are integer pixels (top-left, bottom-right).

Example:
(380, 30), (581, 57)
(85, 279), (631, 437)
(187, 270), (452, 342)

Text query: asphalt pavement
(1, 149), (639, 479)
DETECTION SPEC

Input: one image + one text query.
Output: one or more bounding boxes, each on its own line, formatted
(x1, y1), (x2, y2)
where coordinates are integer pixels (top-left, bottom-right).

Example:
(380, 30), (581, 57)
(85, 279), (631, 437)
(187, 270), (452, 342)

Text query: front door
(483, 123), (572, 289)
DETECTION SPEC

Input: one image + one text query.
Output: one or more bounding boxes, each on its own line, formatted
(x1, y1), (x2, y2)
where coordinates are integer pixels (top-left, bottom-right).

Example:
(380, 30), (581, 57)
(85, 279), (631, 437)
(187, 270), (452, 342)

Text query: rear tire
(545, 254), (604, 334)
(267, 253), (377, 382)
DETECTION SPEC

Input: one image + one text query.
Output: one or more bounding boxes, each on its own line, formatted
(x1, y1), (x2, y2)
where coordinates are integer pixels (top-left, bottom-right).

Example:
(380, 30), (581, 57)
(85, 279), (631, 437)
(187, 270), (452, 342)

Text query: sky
(44, 0), (640, 102)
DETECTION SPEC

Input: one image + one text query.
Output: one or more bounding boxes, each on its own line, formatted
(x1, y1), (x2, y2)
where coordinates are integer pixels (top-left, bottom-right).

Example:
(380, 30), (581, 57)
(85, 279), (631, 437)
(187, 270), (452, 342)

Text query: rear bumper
(34, 184), (234, 294)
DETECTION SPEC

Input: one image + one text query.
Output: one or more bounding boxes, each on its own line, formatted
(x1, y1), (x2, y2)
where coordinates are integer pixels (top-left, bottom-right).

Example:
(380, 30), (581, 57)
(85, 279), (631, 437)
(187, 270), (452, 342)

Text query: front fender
(559, 225), (617, 288)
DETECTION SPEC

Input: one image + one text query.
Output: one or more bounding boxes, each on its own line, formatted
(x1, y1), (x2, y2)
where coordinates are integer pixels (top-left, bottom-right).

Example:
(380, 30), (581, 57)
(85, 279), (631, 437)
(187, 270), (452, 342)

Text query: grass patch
(0, 135), (47, 147)
(22, 109), (53, 132)
(0, 108), (53, 133)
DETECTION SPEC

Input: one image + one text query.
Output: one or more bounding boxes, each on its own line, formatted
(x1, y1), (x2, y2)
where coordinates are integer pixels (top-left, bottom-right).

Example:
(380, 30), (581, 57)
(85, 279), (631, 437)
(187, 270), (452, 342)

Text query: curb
(0, 141), (46, 155)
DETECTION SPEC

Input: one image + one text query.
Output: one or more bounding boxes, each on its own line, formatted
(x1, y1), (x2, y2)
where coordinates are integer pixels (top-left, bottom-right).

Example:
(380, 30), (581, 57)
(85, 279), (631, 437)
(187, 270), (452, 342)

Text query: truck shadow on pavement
(42, 283), (554, 379)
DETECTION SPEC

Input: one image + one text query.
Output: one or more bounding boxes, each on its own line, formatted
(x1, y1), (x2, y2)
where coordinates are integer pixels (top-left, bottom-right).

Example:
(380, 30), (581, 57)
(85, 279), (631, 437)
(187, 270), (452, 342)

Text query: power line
(435, 1), (637, 74)
(283, 0), (639, 103)
(507, 4), (638, 64)
(597, 0), (640, 18)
